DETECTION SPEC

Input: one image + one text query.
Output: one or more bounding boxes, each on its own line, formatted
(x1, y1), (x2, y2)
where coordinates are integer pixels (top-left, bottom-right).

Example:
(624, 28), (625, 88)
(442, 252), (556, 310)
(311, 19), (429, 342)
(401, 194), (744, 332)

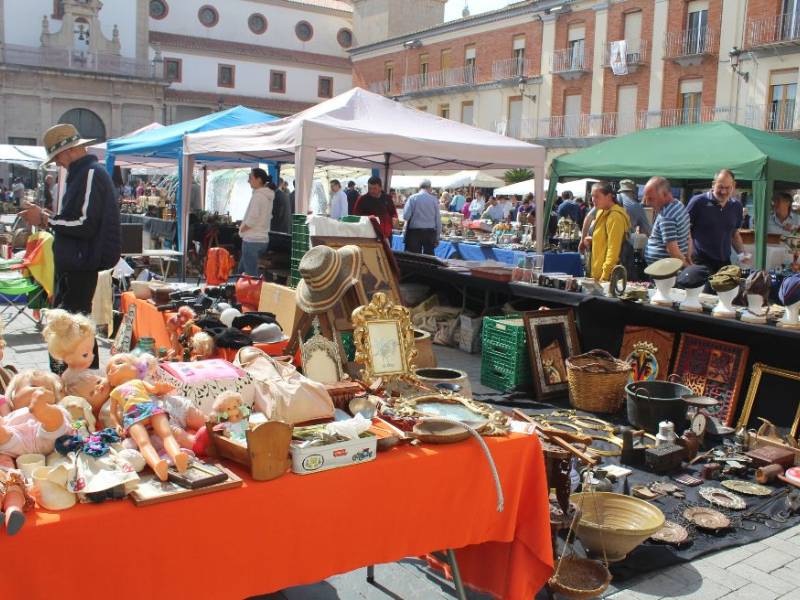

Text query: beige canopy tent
(183, 88), (547, 251)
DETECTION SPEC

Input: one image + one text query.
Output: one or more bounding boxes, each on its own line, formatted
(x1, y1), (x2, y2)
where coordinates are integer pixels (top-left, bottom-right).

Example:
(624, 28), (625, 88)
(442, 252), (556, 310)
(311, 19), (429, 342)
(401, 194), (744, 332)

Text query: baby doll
(211, 391), (250, 442)
(42, 309), (96, 380)
(106, 353), (189, 480)
(0, 468), (34, 536)
(190, 332), (215, 361)
(62, 369), (111, 419)
(59, 395), (97, 435)
(0, 370), (70, 460)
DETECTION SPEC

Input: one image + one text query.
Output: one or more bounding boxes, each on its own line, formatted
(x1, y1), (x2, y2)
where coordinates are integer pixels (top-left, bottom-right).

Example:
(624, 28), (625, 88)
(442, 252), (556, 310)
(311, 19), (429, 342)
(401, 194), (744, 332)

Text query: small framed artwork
(619, 326), (676, 384)
(129, 464), (242, 507)
(736, 363), (800, 439)
(673, 334), (749, 426)
(523, 308), (581, 400)
(301, 317), (344, 384)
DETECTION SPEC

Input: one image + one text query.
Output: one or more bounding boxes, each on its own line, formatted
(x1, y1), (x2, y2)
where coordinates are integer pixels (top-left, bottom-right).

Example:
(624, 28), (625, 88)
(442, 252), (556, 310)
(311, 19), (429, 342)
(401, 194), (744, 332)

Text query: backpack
(205, 247), (234, 286)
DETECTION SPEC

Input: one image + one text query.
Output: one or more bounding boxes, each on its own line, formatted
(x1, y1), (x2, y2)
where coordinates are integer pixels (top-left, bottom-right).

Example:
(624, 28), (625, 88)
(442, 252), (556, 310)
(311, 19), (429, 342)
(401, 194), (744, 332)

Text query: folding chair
(0, 231), (54, 329)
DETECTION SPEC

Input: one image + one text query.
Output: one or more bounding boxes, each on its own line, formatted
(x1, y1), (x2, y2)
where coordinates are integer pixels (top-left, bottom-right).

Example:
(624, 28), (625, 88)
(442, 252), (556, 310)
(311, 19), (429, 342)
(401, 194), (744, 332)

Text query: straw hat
(296, 245), (362, 314)
(42, 123), (94, 164)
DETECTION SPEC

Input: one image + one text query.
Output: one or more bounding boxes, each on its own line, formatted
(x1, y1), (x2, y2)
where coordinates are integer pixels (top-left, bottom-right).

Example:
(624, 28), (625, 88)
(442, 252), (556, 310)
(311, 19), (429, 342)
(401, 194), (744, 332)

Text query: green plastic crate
(482, 345), (530, 374)
(480, 360), (532, 392)
(481, 315), (528, 349)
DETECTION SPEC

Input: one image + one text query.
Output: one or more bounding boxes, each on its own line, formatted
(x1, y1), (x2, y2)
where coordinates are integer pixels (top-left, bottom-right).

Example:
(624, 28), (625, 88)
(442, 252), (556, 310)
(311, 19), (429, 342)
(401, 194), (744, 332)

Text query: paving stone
(746, 548), (795, 573)
(763, 537), (800, 559)
(745, 566), (799, 596)
(606, 591), (654, 600)
(776, 592), (800, 600)
(720, 582), (781, 600)
(705, 546), (757, 568)
(669, 579), (729, 600)
(693, 560), (750, 591)
(615, 572), (690, 599)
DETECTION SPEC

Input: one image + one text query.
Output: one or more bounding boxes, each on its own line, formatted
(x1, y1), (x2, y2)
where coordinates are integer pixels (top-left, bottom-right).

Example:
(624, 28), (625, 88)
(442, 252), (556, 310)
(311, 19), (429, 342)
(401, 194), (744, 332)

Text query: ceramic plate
(699, 486), (747, 510)
(683, 507), (731, 531)
(650, 521), (689, 545)
(721, 480), (773, 497)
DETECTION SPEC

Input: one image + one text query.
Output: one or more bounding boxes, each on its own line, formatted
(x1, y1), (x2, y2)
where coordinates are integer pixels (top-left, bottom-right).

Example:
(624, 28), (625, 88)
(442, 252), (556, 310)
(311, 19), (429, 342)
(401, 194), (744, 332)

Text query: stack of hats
(779, 273), (800, 306)
(676, 265), (710, 290)
(196, 310), (284, 349)
(709, 265), (742, 293)
(296, 245), (363, 314)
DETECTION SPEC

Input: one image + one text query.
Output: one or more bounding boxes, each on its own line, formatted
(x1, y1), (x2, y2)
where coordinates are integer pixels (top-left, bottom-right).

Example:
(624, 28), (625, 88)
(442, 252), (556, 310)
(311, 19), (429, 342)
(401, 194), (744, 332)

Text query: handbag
(234, 347), (334, 425)
(235, 275), (263, 309)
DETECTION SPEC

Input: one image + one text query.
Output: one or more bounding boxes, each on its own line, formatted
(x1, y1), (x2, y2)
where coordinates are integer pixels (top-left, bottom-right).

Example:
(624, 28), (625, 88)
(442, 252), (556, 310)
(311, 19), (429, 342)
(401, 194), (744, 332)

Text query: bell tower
(351, 0), (447, 47)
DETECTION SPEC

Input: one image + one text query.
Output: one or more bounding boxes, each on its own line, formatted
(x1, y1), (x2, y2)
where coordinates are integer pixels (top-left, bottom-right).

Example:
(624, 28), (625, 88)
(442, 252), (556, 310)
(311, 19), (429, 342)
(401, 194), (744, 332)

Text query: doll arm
(0, 396), (10, 417)
(109, 395), (124, 434)
(29, 390), (66, 433)
(144, 381), (174, 396)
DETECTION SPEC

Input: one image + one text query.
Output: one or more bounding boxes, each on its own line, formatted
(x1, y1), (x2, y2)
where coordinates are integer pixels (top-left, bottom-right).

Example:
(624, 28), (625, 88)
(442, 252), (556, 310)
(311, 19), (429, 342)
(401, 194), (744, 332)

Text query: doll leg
(4, 484), (26, 535)
(150, 414), (189, 473)
(169, 425), (196, 450)
(128, 423), (169, 481)
(29, 390), (66, 432)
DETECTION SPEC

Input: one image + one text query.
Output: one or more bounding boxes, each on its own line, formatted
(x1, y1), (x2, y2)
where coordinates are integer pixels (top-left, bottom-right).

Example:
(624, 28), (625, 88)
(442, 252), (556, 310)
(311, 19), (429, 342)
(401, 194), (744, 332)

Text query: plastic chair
(0, 231), (53, 329)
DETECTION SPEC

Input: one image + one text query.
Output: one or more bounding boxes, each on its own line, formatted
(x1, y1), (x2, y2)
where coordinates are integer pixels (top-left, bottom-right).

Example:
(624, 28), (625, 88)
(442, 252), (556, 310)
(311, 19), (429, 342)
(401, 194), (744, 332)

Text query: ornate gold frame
(736, 362), (800, 439)
(390, 393), (510, 436)
(352, 292), (417, 387)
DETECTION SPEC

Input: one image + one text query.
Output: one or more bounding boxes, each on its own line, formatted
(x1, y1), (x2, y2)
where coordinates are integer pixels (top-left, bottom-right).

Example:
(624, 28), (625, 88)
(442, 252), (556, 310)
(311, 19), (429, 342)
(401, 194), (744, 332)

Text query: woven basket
(566, 349), (631, 413)
(548, 556), (611, 600)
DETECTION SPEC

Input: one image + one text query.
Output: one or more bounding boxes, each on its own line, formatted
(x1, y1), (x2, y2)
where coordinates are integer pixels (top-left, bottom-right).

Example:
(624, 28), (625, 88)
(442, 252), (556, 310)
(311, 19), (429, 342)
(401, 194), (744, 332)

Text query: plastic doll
(0, 370), (70, 459)
(190, 332), (215, 361)
(59, 395), (97, 434)
(61, 369), (111, 418)
(106, 353), (189, 480)
(211, 391), (250, 442)
(0, 468), (34, 535)
(166, 306), (196, 361)
(42, 309), (96, 380)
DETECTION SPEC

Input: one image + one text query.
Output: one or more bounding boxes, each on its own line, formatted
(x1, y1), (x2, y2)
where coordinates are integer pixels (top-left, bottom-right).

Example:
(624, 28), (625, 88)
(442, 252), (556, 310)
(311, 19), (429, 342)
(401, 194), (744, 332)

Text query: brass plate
(684, 506), (731, 531)
(650, 521), (689, 545)
(721, 480), (773, 497)
(699, 486), (747, 510)
(586, 434), (622, 457)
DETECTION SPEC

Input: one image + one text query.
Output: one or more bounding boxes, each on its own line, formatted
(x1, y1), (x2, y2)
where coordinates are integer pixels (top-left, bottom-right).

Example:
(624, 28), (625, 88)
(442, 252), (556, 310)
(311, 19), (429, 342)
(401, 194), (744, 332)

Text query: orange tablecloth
(8, 433), (552, 600)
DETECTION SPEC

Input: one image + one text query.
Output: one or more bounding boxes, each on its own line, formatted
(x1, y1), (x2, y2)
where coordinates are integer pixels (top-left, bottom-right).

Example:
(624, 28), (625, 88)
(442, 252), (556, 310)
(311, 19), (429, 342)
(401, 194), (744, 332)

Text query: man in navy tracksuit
(20, 124), (121, 369)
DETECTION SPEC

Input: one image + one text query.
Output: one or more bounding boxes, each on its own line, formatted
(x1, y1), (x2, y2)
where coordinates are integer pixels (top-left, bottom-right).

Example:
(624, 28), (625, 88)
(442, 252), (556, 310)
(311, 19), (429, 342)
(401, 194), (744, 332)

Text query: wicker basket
(566, 349), (631, 413)
(548, 556), (611, 600)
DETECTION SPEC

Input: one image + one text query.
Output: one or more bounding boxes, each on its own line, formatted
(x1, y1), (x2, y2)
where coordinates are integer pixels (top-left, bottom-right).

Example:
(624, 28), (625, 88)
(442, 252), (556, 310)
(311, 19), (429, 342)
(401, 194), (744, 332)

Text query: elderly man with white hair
(402, 178), (441, 255)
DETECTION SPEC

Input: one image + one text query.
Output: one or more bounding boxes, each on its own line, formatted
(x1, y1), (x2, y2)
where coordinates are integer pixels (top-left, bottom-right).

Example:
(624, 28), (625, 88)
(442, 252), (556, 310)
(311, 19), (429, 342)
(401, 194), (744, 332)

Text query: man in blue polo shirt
(403, 179), (441, 255)
(687, 169), (747, 273)
(556, 190), (582, 225)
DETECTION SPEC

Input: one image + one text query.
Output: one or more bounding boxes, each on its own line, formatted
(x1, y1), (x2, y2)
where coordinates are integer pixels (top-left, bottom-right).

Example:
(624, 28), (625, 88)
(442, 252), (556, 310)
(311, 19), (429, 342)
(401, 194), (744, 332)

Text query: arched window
(59, 108), (107, 141)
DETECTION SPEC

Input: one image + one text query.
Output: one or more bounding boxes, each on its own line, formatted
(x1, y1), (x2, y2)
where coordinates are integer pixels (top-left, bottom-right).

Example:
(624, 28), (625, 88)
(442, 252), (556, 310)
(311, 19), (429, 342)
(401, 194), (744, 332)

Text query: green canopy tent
(545, 121), (800, 268)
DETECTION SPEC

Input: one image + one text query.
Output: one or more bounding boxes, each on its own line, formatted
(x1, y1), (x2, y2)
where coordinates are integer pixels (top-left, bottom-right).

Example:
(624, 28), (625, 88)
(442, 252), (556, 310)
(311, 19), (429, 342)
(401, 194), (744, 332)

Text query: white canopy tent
(441, 170), (505, 189)
(184, 87), (547, 251)
(494, 178), (598, 199)
(0, 144), (47, 168)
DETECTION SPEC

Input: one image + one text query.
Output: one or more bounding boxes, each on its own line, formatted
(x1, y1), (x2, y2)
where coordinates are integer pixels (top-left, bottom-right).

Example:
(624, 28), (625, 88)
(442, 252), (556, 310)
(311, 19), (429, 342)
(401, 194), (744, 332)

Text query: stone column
(111, 101), (123, 137)
(538, 14), (557, 123)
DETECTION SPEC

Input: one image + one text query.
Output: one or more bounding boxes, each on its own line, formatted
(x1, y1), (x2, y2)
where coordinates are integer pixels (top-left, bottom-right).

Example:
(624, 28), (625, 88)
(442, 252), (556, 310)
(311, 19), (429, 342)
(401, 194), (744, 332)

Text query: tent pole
(533, 165), (545, 254)
(753, 178), (770, 270)
(383, 152), (391, 192)
(201, 165), (208, 212)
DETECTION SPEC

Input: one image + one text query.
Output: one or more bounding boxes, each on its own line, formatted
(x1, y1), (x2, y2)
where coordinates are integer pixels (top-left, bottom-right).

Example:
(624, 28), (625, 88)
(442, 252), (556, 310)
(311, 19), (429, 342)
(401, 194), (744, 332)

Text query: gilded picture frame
(736, 363), (800, 440)
(391, 393), (510, 436)
(352, 292), (417, 386)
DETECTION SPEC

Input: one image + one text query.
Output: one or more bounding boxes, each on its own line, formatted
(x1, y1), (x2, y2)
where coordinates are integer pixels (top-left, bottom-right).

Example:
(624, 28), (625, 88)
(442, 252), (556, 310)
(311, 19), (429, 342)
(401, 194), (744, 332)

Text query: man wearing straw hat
(19, 123), (120, 316)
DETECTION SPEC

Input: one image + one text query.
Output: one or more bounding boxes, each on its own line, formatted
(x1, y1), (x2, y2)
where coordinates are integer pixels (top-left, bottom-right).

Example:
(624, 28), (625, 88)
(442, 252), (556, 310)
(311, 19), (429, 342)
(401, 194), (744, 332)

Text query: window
(295, 20), (314, 42)
(686, 1), (708, 54)
(461, 101), (474, 125)
(564, 94), (581, 137)
(679, 79), (703, 124)
(217, 64), (235, 88)
(508, 96), (523, 138)
(164, 58), (182, 82)
(198, 5), (219, 27)
(248, 13), (267, 35)
(420, 54), (429, 85)
(768, 70), (798, 130)
(439, 104), (450, 119)
(337, 28), (353, 48)
(623, 11), (643, 60)
(149, 0), (168, 19)
(270, 70), (286, 93)
(568, 25), (586, 70)
(781, 0), (800, 40)
(384, 62), (394, 89)
(513, 35), (526, 76)
(318, 76), (333, 98)
(441, 49), (452, 70)
(52, 0), (65, 19)
(616, 85), (638, 135)
(465, 46), (476, 82)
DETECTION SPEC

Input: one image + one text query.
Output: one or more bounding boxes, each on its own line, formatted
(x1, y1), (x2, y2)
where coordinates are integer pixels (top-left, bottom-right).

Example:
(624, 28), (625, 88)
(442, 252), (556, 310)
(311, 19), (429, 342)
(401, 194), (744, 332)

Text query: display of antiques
(523, 308), (581, 400)
(644, 258), (683, 306)
(618, 326), (676, 384)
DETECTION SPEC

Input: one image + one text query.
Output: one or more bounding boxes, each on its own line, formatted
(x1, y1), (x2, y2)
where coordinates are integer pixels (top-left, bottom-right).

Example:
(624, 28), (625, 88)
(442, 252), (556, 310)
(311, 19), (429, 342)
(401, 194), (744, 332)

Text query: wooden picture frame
(523, 308), (580, 400)
(737, 363), (800, 439)
(311, 236), (402, 305)
(129, 464), (242, 506)
(352, 292), (417, 387)
(673, 334), (749, 427)
(619, 326), (676, 384)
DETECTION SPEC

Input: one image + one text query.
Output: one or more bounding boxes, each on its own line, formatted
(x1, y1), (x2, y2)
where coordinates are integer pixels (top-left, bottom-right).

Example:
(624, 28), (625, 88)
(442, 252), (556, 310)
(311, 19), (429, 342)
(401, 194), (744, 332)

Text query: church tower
(351, 0), (447, 47)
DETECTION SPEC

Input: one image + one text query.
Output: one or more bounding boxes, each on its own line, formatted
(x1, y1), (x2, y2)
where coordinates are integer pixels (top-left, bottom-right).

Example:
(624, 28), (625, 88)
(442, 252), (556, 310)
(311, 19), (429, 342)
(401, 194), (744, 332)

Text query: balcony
(746, 13), (800, 54)
(492, 57), (536, 81)
(400, 65), (477, 95)
(664, 27), (718, 66)
(368, 80), (395, 96)
(551, 47), (590, 80)
(602, 39), (649, 73)
(0, 43), (164, 80)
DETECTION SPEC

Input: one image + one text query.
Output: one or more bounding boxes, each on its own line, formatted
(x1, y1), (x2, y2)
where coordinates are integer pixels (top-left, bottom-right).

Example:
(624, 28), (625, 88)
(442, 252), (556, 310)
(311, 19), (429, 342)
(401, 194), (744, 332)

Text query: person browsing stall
(618, 179), (651, 235)
(687, 169), (747, 272)
(588, 181), (631, 281)
(767, 191), (800, 235)
(328, 179), (348, 221)
(643, 176), (692, 266)
(556, 190), (582, 225)
(238, 168), (274, 277)
(403, 179), (441, 255)
(353, 176), (397, 239)
(481, 197), (505, 223)
(345, 180), (359, 215)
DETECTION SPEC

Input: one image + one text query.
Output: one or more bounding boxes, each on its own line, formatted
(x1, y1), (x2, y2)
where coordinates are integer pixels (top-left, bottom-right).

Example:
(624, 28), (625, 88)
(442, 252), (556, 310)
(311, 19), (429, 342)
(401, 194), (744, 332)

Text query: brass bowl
(570, 492), (665, 562)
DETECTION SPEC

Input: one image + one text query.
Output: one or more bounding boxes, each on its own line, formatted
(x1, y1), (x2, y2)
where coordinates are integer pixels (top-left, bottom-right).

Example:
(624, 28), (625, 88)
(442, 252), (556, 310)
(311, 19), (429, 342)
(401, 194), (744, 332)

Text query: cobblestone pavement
(4, 318), (798, 600)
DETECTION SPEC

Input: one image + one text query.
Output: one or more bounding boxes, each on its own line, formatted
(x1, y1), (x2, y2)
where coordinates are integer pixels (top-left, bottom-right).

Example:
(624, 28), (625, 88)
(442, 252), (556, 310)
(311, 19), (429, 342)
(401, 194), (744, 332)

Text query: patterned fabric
(121, 401), (164, 432)
(110, 379), (166, 432)
(645, 200), (691, 265)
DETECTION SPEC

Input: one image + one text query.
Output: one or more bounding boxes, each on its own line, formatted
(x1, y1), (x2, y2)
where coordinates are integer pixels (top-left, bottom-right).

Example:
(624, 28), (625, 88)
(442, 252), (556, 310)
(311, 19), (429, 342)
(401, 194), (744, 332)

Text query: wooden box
(746, 444), (797, 469)
(206, 420), (292, 481)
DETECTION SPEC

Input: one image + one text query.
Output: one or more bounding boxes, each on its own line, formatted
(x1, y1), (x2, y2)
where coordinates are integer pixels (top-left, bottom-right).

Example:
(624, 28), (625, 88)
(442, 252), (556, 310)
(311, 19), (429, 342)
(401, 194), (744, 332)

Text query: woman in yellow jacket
(589, 181), (631, 281)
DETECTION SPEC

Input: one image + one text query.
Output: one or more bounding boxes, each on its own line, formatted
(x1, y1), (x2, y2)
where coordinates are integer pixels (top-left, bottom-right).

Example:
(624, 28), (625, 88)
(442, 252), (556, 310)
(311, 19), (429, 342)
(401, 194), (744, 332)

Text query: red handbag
(235, 275), (263, 308)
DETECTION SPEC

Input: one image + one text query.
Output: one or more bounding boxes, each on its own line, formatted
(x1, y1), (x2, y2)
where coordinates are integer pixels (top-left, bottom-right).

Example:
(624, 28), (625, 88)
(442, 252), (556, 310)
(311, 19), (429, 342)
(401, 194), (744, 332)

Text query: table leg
(366, 564), (375, 584)
(445, 549), (468, 600)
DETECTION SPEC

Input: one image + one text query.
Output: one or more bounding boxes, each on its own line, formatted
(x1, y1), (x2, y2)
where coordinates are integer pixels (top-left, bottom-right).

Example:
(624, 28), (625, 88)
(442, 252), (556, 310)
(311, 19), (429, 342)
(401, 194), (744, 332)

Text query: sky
(445, 0), (517, 21)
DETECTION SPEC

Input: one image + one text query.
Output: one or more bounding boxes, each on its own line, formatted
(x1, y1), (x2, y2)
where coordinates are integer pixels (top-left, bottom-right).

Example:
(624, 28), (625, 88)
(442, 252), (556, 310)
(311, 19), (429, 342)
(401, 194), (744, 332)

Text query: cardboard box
(290, 433), (377, 475)
(258, 282), (298, 338)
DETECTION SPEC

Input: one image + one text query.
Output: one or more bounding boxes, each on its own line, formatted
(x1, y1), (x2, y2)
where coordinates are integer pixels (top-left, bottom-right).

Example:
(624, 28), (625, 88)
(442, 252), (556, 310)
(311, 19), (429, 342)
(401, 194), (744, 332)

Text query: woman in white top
(238, 168), (274, 276)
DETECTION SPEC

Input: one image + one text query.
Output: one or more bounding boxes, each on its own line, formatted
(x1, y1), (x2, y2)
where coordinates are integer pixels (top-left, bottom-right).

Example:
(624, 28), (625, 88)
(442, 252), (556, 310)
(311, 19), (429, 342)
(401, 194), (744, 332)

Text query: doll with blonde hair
(106, 353), (189, 480)
(42, 309), (96, 379)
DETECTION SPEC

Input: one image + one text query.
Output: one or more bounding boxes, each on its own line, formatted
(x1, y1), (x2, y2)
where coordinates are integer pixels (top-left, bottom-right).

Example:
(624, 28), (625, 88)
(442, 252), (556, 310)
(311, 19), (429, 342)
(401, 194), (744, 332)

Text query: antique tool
(650, 521), (689, 545)
(756, 464), (784, 484)
(683, 507), (731, 531)
(721, 480), (773, 497)
(699, 486), (747, 510)
(620, 427), (645, 467)
(514, 409), (598, 466)
(645, 443), (684, 474)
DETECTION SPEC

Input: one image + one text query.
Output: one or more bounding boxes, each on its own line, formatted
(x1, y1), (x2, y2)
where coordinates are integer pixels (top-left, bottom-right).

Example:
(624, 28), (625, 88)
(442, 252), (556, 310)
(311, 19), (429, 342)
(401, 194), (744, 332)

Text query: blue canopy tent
(103, 106), (278, 256)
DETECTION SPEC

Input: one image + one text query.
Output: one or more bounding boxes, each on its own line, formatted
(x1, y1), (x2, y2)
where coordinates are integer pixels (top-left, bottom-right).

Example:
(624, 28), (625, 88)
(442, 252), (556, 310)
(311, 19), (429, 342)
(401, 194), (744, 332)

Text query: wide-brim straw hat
(296, 245), (362, 314)
(42, 123), (94, 164)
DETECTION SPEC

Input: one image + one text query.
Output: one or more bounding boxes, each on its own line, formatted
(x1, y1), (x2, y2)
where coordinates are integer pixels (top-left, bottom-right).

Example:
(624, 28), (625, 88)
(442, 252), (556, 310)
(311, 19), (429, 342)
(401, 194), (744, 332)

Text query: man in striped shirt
(643, 176), (692, 266)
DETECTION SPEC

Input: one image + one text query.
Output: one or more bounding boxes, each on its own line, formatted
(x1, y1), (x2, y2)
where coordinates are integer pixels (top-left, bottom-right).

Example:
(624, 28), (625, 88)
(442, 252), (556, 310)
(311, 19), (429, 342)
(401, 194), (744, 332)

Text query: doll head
(211, 391), (249, 424)
(43, 309), (96, 371)
(59, 395), (97, 432)
(62, 369), (111, 413)
(106, 353), (157, 388)
(190, 332), (215, 360)
(6, 370), (63, 410)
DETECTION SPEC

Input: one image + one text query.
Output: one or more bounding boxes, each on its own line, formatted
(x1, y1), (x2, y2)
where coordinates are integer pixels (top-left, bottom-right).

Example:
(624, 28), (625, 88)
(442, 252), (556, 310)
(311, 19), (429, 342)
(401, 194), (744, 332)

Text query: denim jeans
(238, 240), (268, 276)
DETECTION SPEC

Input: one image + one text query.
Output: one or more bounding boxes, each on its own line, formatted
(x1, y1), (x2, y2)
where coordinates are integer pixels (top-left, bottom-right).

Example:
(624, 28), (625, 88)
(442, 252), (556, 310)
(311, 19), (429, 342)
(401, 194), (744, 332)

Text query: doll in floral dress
(106, 354), (189, 481)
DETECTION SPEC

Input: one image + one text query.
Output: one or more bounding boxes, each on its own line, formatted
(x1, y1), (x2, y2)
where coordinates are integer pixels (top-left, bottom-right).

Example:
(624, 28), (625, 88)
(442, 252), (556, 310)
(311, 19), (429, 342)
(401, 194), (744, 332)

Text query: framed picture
(523, 308), (580, 400)
(129, 464), (242, 507)
(673, 334), (749, 426)
(619, 326), (676, 384)
(737, 363), (800, 439)
(301, 317), (344, 384)
(352, 292), (417, 386)
(312, 236), (402, 305)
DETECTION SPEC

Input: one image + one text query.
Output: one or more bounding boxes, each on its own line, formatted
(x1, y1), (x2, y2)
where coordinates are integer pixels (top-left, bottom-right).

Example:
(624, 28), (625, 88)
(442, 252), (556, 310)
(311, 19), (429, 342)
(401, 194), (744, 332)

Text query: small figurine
(211, 391), (250, 442)
(166, 306), (196, 360)
(106, 353), (189, 480)
(190, 332), (215, 361)
(42, 309), (97, 378)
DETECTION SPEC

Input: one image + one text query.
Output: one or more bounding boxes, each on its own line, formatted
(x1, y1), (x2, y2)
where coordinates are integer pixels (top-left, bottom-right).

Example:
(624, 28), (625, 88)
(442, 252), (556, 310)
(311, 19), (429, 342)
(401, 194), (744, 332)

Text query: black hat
(231, 312), (280, 331)
(213, 327), (253, 349)
(676, 265), (710, 290)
